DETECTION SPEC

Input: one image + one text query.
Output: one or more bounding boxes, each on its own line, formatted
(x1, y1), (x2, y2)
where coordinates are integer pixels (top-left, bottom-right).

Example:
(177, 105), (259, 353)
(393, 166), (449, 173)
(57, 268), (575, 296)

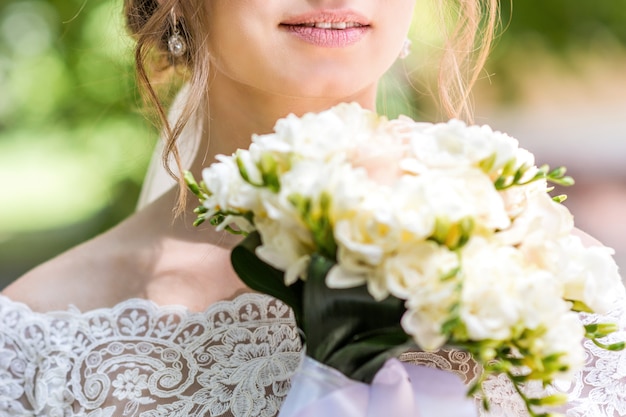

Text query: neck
(144, 74), (378, 251)
(187, 71), (378, 176)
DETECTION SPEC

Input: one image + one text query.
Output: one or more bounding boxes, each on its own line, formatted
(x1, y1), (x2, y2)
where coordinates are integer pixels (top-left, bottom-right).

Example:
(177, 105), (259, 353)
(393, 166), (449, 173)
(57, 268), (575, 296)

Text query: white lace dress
(1, 292), (625, 417)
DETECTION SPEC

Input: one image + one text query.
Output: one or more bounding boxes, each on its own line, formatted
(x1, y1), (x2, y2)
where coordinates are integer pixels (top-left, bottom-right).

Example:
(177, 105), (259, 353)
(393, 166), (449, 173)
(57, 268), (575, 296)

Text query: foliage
(501, 0), (626, 50)
(0, 0), (153, 284)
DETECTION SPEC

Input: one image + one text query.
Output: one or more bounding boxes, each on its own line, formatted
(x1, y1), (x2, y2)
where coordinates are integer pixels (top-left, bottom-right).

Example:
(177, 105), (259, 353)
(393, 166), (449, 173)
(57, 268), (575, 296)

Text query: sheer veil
(136, 84), (199, 209)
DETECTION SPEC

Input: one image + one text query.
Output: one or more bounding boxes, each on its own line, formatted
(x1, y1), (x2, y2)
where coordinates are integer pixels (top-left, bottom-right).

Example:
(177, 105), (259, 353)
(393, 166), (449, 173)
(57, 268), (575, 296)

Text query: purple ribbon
(278, 357), (477, 417)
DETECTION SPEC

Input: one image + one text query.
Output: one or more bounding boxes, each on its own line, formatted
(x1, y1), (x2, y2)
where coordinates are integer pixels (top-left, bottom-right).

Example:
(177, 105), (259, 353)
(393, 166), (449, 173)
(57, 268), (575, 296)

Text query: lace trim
(1, 292), (625, 417)
(0, 293), (301, 417)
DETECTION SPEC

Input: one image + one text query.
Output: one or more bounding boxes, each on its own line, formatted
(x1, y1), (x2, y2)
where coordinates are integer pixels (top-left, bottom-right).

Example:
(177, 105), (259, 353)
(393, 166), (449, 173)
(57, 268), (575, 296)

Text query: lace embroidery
(0, 294), (301, 417)
(399, 294), (626, 417)
(1, 291), (625, 417)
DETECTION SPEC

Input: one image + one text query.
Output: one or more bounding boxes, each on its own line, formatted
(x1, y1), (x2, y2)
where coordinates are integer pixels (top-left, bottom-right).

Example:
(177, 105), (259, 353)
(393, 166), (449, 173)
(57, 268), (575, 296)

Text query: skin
(2, 0), (416, 313)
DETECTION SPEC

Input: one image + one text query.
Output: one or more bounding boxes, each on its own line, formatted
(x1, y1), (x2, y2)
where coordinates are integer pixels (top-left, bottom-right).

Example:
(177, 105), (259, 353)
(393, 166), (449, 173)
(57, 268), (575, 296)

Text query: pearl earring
(399, 38), (412, 60)
(168, 10), (187, 58)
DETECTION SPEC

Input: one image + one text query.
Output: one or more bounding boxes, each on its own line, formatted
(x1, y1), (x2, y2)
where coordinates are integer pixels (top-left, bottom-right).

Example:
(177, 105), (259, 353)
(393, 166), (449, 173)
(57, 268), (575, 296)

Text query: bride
(2, 0), (625, 416)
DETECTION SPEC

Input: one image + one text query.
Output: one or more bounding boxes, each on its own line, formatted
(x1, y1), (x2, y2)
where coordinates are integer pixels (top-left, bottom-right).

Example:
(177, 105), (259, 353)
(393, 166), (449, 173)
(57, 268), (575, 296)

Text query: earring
(399, 38), (412, 60)
(168, 10), (187, 58)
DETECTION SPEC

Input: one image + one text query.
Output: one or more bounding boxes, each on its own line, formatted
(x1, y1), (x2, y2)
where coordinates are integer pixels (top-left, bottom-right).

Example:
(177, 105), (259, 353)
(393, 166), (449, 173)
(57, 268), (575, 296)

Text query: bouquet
(187, 103), (624, 417)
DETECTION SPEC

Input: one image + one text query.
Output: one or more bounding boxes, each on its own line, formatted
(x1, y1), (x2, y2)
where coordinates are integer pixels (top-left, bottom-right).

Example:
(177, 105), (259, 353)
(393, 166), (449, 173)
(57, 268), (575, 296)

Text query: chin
(273, 67), (376, 100)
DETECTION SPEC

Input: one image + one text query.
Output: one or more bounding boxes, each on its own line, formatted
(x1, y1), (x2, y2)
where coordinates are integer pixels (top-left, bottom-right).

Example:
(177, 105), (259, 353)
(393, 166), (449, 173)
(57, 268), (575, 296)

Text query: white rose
(333, 179), (399, 254)
(514, 268), (566, 330)
(391, 242), (460, 350)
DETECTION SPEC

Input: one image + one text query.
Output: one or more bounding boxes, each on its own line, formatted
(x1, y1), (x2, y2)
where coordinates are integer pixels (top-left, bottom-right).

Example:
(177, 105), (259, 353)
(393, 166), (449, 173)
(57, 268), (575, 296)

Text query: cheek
(206, 5), (278, 79)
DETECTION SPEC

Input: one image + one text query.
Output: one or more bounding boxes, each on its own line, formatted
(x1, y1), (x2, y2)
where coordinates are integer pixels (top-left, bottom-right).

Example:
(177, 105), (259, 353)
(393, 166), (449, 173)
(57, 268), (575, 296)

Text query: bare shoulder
(1, 217), (150, 313)
(1, 195), (249, 313)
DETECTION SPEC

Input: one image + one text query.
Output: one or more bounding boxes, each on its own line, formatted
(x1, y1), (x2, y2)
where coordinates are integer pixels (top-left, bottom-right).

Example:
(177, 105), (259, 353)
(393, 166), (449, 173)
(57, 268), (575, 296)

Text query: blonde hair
(124, 0), (500, 207)
(437, 0), (500, 121)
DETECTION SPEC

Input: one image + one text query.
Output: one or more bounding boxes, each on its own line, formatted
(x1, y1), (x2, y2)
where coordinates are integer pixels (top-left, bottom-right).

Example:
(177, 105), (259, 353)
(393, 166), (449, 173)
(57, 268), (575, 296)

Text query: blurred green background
(0, 0), (152, 285)
(1, 0), (625, 288)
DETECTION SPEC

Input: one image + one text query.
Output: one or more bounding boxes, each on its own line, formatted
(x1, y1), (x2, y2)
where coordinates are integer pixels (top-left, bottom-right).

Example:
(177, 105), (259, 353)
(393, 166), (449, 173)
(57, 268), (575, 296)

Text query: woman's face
(205, 0), (416, 100)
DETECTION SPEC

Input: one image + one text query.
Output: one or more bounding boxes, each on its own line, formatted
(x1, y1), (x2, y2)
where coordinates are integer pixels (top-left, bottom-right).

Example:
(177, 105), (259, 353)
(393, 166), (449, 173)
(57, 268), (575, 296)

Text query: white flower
(541, 312), (586, 378)
(328, 213), (393, 299)
(392, 242), (461, 350)
(498, 177), (548, 219)
(401, 282), (458, 351)
(402, 119), (519, 174)
(112, 369), (148, 401)
(386, 177), (436, 240)
(458, 238), (526, 341)
(268, 103), (380, 162)
(333, 191), (396, 263)
(404, 168), (511, 232)
(235, 147), (264, 185)
(514, 268), (566, 331)
(384, 241), (459, 300)
(254, 217), (313, 285)
(552, 235), (624, 314)
(496, 190), (573, 247)
(328, 184), (403, 298)
(201, 155), (261, 223)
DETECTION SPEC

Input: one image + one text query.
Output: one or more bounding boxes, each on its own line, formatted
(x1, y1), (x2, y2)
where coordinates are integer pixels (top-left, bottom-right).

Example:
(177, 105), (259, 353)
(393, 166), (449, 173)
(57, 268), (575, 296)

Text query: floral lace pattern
(1, 292), (625, 417)
(400, 293), (626, 417)
(0, 293), (301, 417)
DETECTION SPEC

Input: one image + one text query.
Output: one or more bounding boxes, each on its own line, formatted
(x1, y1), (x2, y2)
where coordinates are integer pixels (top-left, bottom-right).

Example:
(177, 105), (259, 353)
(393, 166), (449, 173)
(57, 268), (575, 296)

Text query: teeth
(300, 22), (361, 29)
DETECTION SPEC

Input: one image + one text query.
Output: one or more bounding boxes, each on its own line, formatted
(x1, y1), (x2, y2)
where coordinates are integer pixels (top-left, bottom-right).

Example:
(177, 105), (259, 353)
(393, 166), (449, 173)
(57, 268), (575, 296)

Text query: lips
(281, 10), (370, 27)
(280, 10), (371, 48)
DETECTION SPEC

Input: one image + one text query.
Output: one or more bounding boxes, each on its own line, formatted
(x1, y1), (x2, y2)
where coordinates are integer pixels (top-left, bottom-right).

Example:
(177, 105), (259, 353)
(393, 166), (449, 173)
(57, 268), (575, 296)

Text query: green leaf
(301, 254), (412, 383)
(326, 331), (415, 382)
(230, 232), (303, 324)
